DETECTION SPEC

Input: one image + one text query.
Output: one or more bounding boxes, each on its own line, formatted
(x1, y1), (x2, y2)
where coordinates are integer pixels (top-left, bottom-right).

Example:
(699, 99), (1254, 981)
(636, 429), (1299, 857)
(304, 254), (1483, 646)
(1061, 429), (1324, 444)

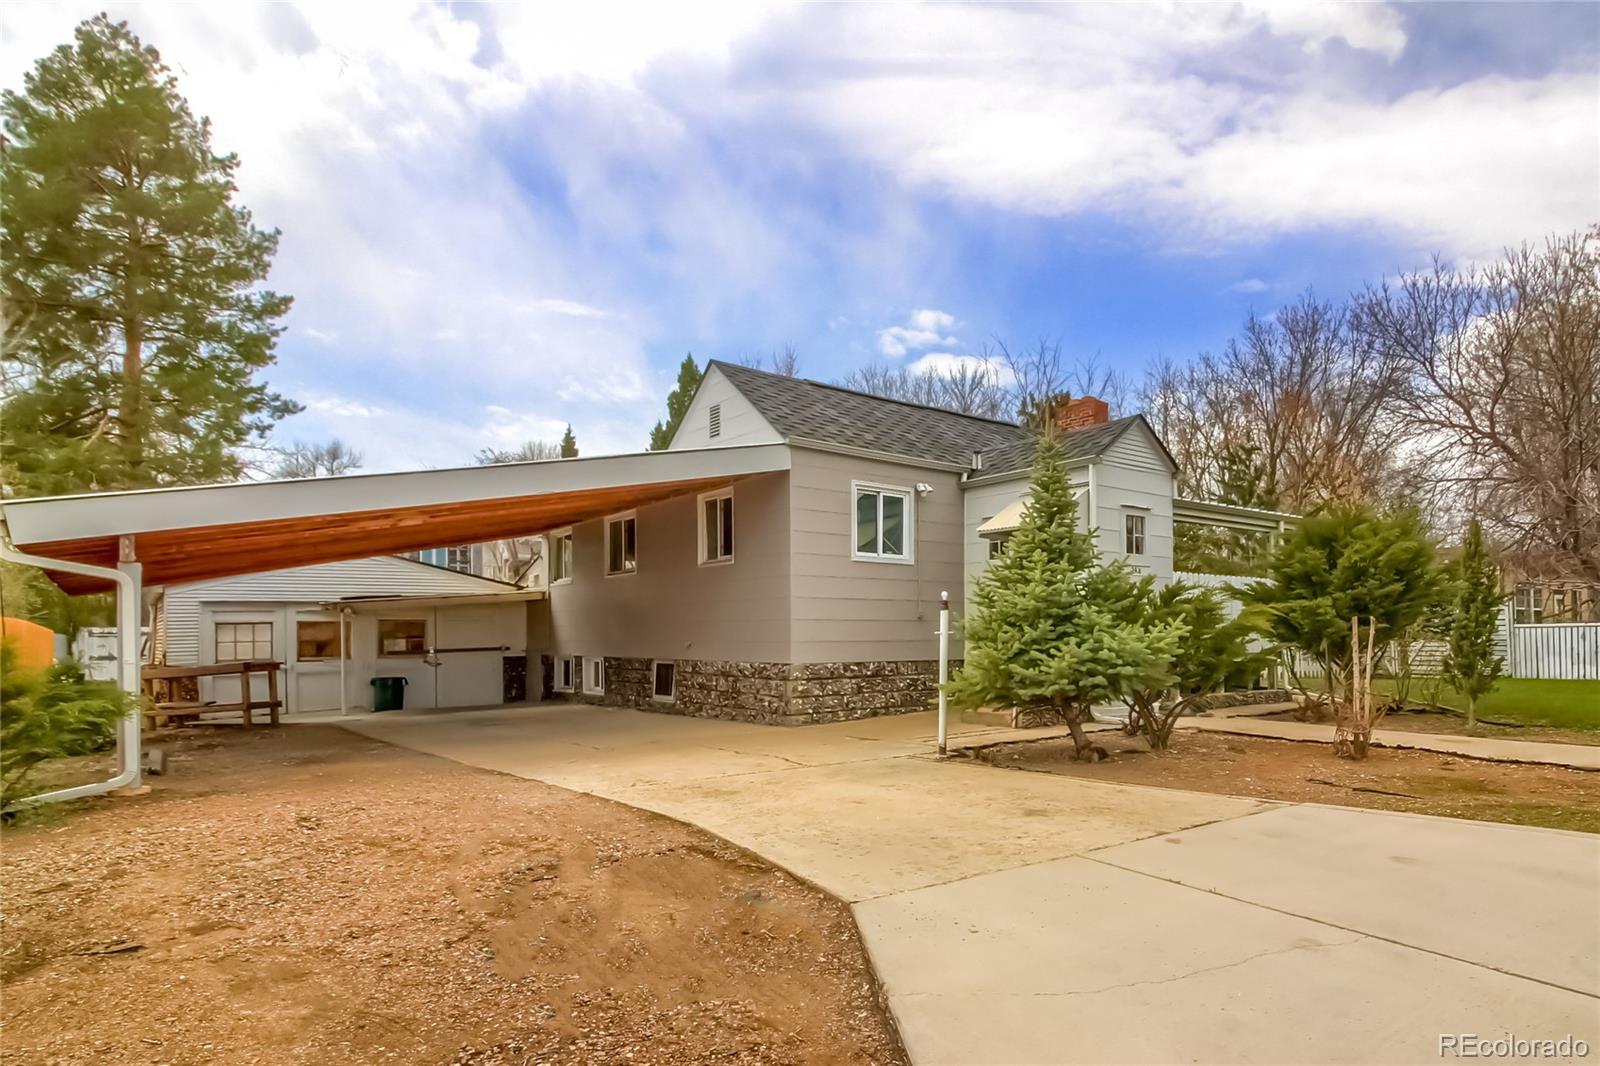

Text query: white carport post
(0, 530), (143, 804)
(937, 590), (950, 757)
(338, 607), (352, 715)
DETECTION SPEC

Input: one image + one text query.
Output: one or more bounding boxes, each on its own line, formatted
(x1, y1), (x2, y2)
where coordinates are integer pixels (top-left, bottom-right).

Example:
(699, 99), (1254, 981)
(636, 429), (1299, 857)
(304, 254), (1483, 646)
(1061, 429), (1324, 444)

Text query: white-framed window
(605, 511), (637, 576)
(699, 490), (734, 565)
(1124, 513), (1146, 556)
(708, 403), (722, 439)
(414, 545), (473, 572)
(1513, 585), (1542, 625)
(652, 660), (676, 702)
(585, 657), (606, 695)
(549, 528), (573, 584)
(556, 656), (575, 692)
(852, 481), (913, 563)
(988, 537), (1007, 560)
(216, 621), (273, 662)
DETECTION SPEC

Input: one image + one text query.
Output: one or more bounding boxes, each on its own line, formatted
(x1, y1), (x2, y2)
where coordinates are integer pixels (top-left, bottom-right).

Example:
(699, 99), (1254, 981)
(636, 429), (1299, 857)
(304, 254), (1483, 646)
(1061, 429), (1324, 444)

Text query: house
(527, 360), (1181, 724)
(153, 555), (538, 714)
(3, 360), (1283, 731)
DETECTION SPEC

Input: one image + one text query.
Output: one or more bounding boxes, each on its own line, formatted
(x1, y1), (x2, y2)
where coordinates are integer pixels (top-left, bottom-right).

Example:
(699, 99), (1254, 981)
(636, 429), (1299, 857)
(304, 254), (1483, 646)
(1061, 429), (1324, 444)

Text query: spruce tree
(1441, 520), (1504, 728)
(648, 354), (703, 450)
(559, 424), (578, 458)
(947, 433), (1182, 759)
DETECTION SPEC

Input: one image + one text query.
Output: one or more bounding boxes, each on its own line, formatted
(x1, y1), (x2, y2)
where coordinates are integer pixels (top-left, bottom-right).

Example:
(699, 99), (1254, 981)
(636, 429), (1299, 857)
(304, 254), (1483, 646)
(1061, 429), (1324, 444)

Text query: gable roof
(711, 359), (1028, 467)
(710, 359), (1173, 475)
(972, 415), (1176, 480)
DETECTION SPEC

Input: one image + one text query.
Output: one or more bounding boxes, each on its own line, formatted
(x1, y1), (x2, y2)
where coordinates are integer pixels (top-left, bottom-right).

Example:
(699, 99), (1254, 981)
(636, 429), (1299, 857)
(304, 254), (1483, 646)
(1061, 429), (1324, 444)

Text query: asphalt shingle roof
(712, 359), (1153, 474)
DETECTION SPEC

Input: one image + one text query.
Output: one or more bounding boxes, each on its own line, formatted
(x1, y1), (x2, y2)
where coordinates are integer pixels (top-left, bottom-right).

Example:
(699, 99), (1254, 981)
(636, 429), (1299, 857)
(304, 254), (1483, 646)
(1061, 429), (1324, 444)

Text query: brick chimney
(1053, 395), (1109, 432)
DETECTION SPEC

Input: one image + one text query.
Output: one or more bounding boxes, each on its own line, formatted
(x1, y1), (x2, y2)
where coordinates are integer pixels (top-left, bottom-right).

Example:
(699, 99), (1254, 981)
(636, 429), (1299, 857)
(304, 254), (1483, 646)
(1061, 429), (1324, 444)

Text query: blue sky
(3, 2), (1596, 470)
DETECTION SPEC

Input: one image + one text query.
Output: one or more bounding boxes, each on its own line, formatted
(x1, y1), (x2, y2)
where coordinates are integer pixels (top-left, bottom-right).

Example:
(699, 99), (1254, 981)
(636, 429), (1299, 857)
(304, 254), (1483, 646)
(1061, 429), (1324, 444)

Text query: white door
(431, 606), (508, 708)
(289, 611), (345, 713)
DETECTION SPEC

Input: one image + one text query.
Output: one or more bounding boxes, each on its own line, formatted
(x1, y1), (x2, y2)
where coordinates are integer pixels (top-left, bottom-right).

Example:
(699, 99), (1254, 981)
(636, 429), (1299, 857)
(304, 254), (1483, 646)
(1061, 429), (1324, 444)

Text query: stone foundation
(587, 657), (952, 726)
(1188, 688), (1295, 711)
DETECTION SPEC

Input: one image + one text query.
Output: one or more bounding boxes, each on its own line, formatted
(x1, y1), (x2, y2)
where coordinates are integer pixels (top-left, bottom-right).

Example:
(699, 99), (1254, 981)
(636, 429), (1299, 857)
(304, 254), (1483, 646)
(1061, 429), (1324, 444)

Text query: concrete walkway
(337, 704), (1600, 1065)
(1181, 714), (1600, 770)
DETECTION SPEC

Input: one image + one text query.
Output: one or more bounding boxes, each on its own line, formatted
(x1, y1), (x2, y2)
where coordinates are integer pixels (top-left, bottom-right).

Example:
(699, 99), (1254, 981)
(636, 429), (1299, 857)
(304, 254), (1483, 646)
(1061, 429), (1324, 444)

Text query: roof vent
(970, 450), (984, 471)
(709, 403), (722, 439)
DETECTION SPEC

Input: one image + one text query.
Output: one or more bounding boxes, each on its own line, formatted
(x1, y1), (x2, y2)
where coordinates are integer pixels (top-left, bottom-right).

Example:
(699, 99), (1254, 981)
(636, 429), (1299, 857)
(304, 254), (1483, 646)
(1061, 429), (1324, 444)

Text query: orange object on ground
(1, 616), (56, 670)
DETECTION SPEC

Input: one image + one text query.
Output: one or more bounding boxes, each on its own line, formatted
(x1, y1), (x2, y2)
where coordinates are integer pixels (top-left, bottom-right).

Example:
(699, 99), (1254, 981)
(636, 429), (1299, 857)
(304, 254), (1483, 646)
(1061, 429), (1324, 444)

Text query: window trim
(549, 528), (573, 586)
(584, 656), (606, 695)
(697, 489), (735, 566)
(651, 660), (676, 703)
(850, 480), (915, 564)
(604, 510), (638, 577)
(555, 656), (575, 693)
(377, 617), (429, 658)
(294, 616), (346, 662)
(1124, 513), (1147, 556)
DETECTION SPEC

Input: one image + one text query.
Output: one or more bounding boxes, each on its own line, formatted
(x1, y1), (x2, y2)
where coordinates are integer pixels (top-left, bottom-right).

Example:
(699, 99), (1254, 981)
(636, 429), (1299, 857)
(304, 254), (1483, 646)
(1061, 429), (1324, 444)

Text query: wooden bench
(142, 661), (284, 729)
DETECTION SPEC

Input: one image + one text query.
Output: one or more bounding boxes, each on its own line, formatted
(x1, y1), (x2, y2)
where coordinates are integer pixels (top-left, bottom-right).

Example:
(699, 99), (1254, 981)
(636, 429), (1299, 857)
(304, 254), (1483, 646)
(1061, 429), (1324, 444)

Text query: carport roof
(1, 443), (789, 594)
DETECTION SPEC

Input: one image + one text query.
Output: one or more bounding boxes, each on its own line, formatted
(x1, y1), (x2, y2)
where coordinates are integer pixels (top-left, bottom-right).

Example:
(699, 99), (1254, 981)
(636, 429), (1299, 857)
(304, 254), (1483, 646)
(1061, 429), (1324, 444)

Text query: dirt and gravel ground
(969, 729), (1600, 833)
(1, 726), (907, 1066)
(1262, 707), (1600, 747)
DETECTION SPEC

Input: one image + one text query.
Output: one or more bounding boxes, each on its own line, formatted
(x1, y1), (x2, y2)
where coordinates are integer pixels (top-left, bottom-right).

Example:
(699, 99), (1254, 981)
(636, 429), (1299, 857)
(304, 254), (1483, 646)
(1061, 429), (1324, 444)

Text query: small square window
(852, 483), (913, 562)
(653, 661), (676, 702)
(700, 491), (734, 564)
(296, 619), (344, 661)
(988, 537), (1006, 560)
(1124, 514), (1146, 556)
(606, 513), (637, 575)
(215, 621), (273, 662)
(378, 618), (427, 657)
(550, 529), (573, 584)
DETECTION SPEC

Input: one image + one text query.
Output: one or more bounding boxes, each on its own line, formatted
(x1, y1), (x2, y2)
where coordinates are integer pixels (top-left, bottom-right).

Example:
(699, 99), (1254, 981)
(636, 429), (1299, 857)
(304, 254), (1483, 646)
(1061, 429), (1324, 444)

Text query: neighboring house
(402, 535), (546, 588)
(154, 555), (535, 714)
(530, 360), (1183, 724)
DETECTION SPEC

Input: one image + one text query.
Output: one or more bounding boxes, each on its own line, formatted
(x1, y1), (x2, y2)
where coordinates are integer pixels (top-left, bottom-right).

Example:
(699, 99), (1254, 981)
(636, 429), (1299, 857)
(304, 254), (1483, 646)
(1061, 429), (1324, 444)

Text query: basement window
(556, 656), (575, 692)
(653, 661), (676, 702)
(709, 403), (722, 439)
(606, 512), (637, 576)
(586, 657), (606, 695)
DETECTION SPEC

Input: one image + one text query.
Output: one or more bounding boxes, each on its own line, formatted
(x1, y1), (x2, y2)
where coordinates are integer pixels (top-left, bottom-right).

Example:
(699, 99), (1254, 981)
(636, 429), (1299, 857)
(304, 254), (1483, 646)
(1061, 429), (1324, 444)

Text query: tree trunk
(1466, 693), (1477, 730)
(122, 315), (144, 478)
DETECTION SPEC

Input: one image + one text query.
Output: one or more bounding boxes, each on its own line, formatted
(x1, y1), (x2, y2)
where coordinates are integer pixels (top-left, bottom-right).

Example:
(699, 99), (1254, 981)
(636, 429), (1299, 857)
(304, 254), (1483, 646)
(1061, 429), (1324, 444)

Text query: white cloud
(906, 351), (1013, 384)
(877, 308), (960, 357)
(522, 298), (610, 319)
(1228, 278), (1270, 294)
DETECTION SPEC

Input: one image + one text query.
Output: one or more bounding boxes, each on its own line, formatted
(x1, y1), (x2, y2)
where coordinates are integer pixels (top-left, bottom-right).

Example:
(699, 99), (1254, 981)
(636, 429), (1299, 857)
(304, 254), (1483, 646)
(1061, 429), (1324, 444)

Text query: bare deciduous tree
(273, 439), (363, 479)
(1356, 228), (1600, 584)
(474, 439), (562, 465)
(740, 345), (801, 377)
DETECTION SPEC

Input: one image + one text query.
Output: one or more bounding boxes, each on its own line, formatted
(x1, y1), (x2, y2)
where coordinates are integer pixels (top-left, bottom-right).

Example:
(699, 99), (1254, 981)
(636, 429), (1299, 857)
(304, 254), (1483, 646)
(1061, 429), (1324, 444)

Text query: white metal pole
(338, 608), (350, 716)
(937, 589), (949, 757)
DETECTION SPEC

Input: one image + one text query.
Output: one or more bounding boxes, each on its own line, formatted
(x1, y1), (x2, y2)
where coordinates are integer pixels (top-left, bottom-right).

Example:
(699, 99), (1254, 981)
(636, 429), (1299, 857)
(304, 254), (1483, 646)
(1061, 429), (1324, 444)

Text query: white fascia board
(1, 443), (792, 545)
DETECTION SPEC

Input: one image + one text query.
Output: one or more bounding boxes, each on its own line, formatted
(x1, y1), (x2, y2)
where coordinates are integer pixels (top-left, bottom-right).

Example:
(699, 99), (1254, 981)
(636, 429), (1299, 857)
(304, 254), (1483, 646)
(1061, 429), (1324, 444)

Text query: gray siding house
(530, 361), (1179, 725)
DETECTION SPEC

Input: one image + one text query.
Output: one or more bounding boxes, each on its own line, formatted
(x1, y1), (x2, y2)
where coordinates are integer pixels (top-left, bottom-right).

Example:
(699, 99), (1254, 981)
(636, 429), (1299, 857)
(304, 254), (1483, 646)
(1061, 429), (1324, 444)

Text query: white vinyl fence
(1176, 574), (1600, 682)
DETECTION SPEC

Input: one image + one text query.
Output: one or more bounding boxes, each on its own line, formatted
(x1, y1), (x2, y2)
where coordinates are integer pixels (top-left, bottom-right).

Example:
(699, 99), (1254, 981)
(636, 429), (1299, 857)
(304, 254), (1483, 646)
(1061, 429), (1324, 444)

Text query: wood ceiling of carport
(23, 474), (735, 595)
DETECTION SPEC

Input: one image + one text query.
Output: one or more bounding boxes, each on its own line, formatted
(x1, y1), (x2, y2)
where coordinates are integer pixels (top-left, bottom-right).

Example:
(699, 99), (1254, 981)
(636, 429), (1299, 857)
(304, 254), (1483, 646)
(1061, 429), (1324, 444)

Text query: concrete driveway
(339, 704), (1600, 1065)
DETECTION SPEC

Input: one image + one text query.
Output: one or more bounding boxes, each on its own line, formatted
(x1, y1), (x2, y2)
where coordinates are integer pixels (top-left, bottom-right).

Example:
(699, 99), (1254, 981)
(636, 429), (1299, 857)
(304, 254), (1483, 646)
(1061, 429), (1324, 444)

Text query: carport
(0, 443), (791, 802)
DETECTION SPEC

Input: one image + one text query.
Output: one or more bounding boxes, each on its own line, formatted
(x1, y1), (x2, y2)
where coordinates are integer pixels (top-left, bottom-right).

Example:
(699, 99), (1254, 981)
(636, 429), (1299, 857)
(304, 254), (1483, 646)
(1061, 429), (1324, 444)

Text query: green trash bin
(370, 676), (408, 712)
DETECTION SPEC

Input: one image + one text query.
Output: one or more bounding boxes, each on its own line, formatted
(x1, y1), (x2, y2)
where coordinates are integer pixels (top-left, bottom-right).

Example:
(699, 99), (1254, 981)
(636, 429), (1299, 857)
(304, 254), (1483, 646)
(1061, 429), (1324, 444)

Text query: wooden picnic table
(141, 660), (283, 729)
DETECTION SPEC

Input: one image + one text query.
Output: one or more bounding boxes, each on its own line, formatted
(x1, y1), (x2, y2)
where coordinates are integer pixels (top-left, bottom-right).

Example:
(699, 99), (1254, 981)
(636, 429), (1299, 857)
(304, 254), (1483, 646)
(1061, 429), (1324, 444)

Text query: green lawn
(1374, 677), (1600, 731)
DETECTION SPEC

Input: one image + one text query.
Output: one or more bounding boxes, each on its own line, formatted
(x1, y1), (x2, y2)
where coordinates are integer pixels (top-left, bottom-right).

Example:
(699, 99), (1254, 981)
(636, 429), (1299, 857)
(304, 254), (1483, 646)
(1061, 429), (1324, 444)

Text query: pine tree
(648, 354), (703, 450)
(946, 433), (1182, 759)
(2, 15), (296, 496)
(559, 425), (578, 458)
(1441, 520), (1504, 728)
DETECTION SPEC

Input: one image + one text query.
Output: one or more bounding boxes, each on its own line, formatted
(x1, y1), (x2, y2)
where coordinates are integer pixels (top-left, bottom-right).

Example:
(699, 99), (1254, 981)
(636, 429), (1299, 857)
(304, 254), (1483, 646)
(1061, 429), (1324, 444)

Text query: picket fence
(1175, 573), (1600, 681)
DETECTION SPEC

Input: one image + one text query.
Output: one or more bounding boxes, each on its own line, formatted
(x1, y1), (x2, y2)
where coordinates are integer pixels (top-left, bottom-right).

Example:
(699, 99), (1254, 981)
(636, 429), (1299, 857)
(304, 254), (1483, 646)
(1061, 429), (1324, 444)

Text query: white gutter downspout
(1, 531), (143, 805)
